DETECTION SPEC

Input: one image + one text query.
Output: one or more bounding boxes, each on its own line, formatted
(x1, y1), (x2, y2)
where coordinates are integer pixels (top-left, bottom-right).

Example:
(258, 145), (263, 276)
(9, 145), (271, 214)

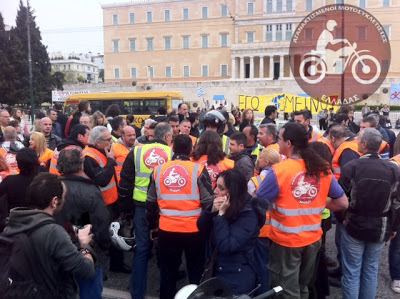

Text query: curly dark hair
(191, 130), (225, 165)
(105, 104), (121, 118)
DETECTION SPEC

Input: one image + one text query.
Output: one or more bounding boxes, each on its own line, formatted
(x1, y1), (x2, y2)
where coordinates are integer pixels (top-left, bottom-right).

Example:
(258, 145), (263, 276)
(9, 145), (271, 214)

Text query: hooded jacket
(3, 208), (95, 298)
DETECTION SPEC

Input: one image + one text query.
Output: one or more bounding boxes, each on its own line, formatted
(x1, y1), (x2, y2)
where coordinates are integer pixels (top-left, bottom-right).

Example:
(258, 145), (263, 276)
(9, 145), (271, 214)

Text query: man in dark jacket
(339, 128), (400, 299)
(24, 117), (62, 150)
(228, 132), (254, 181)
(2, 173), (95, 298)
(261, 105), (277, 125)
(54, 102), (69, 138)
(56, 148), (111, 299)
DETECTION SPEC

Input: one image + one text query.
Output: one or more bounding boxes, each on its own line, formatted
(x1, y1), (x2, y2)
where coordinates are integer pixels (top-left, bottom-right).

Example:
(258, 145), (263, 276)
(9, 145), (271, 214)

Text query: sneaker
(391, 280), (400, 293)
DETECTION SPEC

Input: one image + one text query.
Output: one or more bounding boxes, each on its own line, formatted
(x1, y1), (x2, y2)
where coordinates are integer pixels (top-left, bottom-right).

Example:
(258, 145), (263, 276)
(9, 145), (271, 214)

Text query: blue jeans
(389, 227), (400, 280)
(254, 238), (270, 295)
(77, 267), (103, 299)
(130, 206), (152, 299)
(341, 228), (385, 299)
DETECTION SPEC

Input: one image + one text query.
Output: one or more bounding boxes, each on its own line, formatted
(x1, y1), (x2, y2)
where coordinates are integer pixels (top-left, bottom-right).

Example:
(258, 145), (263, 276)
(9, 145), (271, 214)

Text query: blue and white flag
(197, 87), (204, 98)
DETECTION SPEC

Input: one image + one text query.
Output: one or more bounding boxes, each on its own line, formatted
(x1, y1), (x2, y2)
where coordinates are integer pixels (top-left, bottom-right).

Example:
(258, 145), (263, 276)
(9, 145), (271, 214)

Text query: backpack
(0, 222), (53, 298)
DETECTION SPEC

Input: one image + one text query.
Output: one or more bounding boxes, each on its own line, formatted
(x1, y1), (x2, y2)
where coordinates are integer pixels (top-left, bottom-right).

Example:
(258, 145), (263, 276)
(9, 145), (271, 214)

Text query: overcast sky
(0, 0), (112, 55)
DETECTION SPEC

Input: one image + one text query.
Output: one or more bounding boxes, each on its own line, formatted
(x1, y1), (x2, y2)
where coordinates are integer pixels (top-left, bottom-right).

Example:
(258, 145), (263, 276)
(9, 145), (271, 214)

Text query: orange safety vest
(82, 147), (118, 205)
(49, 145), (83, 175)
(332, 139), (361, 180)
(379, 141), (389, 156)
(317, 137), (335, 156)
(154, 160), (203, 233)
(0, 148), (19, 174)
(270, 159), (333, 248)
(39, 148), (54, 169)
(309, 130), (322, 143)
(266, 143), (286, 161)
(112, 142), (130, 183)
(250, 175), (270, 238)
(390, 154), (400, 166)
(192, 155), (234, 188)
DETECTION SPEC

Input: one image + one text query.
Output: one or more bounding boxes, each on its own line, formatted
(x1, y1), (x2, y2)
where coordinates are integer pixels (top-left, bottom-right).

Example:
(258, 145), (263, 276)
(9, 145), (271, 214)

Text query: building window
(286, 24), (293, 40)
(114, 68), (120, 79)
(183, 66), (190, 77)
(183, 8), (189, 20)
(164, 37), (171, 50)
(148, 66), (154, 78)
(221, 64), (228, 76)
(276, 24), (282, 41)
(383, 25), (391, 39)
(306, 0), (313, 11)
(165, 9), (171, 21)
(266, 25), (272, 41)
(277, 0), (283, 13)
(336, 0), (344, 3)
(147, 38), (154, 51)
(247, 32), (255, 43)
(201, 35), (209, 48)
(305, 28), (313, 40)
(147, 11), (153, 23)
(202, 65), (209, 77)
(129, 12), (135, 24)
(129, 39), (136, 52)
(131, 68), (137, 79)
(183, 36), (190, 49)
(287, 0), (293, 12)
(220, 33), (228, 47)
(202, 6), (208, 18)
(248, 2), (254, 15)
(77, 65), (79, 70)
(358, 27), (366, 41)
(113, 14), (118, 25)
(267, 0), (273, 13)
(221, 4), (228, 17)
(68, 64), (71, 70)
(113, 40), (119, 52)
(383, 0), (390, 7)
(359, 0), (366, 8)
(166, 66), (172, 78)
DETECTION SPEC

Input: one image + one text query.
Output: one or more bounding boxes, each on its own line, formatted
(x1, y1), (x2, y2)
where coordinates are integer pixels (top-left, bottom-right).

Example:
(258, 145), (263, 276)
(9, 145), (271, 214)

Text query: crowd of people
(0, 101), (400, 299)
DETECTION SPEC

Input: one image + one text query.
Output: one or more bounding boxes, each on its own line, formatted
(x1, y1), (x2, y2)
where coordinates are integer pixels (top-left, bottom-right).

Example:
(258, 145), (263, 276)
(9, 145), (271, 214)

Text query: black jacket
(229, 151), (255, 181)
(83, 145), (117, 188)
(339, 153), (400, 242)
(3, 208), (95, 298)
(23, 133), (62, 151)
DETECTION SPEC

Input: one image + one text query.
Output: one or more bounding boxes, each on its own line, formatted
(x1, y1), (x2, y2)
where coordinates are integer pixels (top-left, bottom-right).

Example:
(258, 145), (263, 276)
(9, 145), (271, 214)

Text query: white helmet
(109, 218), (135, 251)
(174, 284), (198, 299)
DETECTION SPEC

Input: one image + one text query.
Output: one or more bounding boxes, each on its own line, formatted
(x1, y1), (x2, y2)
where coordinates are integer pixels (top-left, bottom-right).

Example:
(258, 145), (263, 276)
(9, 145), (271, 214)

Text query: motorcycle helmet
(202, 110), (226, 135)
(109, 217), (135, 251)
(174, 284), (198, 299)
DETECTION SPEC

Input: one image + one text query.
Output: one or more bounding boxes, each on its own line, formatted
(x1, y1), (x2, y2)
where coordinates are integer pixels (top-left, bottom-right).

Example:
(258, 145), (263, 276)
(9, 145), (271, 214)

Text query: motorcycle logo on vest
(199, 160), (221, 185)
(289, 4), (390, 105)
(162, 165), (188, 192)
(4, 153), (17, 169)
(291, 172), (319, 204)
(143, 148), (168, 169)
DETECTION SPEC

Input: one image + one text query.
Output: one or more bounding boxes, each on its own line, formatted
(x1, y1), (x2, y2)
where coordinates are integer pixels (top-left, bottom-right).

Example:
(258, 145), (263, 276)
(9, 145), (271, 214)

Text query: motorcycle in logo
(290, 5), (390, 105)
(4, 153), (17, 169)
(143, 148), (168, 170)
(291, 172), (319, 204)
(162, 165), (189, 192)
(199, 160), (221, 185)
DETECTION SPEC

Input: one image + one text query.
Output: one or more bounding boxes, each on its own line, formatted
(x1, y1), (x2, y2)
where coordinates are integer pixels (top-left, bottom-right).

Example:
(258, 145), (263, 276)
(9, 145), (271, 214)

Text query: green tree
(7, 0), (52, 106)
(50, 71), (65, 90)
(76, 75), (84, 83)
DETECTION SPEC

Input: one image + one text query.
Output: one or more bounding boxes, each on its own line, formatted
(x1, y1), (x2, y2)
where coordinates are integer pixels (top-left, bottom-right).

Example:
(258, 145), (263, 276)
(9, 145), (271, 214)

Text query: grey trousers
(269, 239), (322, 299)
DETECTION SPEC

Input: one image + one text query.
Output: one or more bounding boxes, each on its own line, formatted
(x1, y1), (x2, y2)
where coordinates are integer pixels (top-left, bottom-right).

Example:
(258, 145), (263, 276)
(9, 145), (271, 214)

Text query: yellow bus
(64, 91), (183, 127)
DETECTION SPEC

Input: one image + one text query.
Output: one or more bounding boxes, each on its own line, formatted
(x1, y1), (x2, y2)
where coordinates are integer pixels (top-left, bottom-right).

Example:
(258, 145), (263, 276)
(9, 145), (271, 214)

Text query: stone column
(250, 56), (254, 79)
(269, 55), (274, 79)
(279, 55), (284, 78)
(231, 57), (236, 79)
(259, 56), (264, 78)
(240, 56), (245, 79)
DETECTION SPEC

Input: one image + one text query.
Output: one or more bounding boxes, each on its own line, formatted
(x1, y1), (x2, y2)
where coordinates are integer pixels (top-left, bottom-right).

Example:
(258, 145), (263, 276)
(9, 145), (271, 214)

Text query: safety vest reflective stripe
(271, 203), (325, 216)
(310, 131), (322, 142)
(379, 141), (389, 159)
(160, 208), (202, 217)
(332, 167), (340, 174)
(100, 181), (117, 192)
(222, 135), (230, 155)
(270, 219), (321, 234)
(116, 161), (124, 166)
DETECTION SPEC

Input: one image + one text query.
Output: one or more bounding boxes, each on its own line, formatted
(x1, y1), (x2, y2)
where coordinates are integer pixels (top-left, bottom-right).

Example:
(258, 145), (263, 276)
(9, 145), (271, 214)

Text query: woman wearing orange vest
(29, 132), (54, 170)
(191, 130), (234, 188)
(256, 122), (348, 299)
(248, 148), (280, 295)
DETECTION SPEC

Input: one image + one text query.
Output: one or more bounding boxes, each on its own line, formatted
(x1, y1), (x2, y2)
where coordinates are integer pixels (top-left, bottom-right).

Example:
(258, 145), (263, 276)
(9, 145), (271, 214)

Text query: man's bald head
(40, 117), (52, 136)
(122, 126), (136, 147)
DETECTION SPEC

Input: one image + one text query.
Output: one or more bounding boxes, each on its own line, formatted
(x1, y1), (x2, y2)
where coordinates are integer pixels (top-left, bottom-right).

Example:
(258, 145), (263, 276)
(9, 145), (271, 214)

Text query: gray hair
(89, 126), (108, 145)
(154, 122), (172, 140)
(361, 128), (382, 153)
(57, 148), (83, 175)
(4, 126), (17, 140)
(260, 123), (278, 142)
(144, 118), (157, 126)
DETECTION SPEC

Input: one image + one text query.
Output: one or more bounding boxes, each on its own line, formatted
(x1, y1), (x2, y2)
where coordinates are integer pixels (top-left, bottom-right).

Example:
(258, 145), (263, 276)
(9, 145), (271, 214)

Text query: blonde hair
(228, 113), (235, 126)
(92, 110), (108, 128)
(241, 108), (255, 124)
(30, 132), (47, 157)
(260, 148), (280, 166)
